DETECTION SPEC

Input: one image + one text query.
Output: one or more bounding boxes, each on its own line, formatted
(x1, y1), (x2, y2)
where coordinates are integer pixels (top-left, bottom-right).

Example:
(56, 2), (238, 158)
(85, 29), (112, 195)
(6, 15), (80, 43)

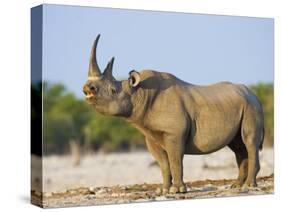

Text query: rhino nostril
(89, 85), (97, 93)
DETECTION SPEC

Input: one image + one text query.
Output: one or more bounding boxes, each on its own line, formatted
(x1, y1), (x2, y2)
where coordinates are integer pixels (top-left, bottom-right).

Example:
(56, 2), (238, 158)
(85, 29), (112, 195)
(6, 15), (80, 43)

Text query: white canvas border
(0, 0), (279, 211)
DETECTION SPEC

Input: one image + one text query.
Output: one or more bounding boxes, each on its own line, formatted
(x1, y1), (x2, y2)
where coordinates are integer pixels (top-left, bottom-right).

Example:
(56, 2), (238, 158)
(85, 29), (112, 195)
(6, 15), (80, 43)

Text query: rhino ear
(129, 70), (141, 87)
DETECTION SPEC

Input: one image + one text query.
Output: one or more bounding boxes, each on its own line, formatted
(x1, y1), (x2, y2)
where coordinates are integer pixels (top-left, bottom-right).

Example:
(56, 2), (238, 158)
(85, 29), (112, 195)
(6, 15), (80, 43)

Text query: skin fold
(83, 35), (264, 194)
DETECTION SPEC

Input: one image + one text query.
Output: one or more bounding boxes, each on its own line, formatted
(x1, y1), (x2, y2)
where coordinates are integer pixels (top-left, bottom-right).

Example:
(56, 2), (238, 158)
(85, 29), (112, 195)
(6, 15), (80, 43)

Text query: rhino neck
(126, 86), (157, 125)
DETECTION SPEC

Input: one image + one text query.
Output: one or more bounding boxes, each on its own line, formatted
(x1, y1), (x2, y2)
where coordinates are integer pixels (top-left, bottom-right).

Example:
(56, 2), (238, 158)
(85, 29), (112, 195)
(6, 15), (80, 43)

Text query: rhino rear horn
(103, 57), (115, 79)
(88, 34), (102, 78)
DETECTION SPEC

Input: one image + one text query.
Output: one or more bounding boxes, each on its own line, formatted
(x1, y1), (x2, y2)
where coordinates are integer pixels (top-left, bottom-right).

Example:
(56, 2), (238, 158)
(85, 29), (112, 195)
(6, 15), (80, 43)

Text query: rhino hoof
(162, 188), (169, 195)
(156, 187), (170, 195)
(169, 185), (186, 194)
(179, 186), (187, 193)
(230, 182), (242, 189)
(241, 181), (258, 191)
(156, 187), (162, 195)
(169, 186), (178, 194)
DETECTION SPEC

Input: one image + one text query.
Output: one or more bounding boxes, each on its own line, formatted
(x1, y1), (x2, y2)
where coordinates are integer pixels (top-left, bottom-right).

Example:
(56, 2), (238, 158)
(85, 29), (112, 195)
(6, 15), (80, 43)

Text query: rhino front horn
(88, 34), (102, 78)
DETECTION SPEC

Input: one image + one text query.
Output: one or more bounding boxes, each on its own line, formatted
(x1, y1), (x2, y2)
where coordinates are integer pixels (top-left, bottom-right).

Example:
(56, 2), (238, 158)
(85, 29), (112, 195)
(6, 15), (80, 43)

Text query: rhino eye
(111, 87), (116, 94)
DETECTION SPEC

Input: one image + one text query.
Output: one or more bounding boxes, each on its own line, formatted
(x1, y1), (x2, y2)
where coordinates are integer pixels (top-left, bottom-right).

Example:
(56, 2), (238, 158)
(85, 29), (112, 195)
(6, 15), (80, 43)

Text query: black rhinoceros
(83, 35), (264, 194)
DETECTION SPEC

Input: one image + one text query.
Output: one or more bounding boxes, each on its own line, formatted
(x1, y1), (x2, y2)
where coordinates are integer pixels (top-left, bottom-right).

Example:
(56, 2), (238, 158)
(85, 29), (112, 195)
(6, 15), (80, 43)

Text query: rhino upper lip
(85, 92), (98, 105)
(86, 92), (94, 99)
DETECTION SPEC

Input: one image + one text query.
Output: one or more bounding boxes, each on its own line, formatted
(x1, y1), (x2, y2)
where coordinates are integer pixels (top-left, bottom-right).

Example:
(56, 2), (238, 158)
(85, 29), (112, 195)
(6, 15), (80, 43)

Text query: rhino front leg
(145, 138), (172, 194)
(164, 135), (186, 194)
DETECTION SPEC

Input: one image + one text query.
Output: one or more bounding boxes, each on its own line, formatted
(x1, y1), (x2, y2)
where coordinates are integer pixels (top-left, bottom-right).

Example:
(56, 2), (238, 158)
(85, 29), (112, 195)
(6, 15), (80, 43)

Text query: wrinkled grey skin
(83, 35), (264, 194)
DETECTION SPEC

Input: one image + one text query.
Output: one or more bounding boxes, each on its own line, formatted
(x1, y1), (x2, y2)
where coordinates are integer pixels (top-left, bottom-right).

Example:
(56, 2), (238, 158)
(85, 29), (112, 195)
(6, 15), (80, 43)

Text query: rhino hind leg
(242, 143), (260, 189)
(240, 106), (263, 189)
(228, 136), (248, 188)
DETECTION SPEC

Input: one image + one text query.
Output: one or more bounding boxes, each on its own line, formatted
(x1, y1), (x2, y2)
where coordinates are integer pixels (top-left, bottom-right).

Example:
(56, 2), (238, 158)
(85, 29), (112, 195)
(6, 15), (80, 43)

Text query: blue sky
(40, 4), (274, 98)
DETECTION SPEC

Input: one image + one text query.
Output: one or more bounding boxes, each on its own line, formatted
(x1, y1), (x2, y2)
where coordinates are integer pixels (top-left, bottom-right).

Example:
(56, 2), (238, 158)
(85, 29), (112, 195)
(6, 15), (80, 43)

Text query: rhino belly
(185, 112), (242, 155)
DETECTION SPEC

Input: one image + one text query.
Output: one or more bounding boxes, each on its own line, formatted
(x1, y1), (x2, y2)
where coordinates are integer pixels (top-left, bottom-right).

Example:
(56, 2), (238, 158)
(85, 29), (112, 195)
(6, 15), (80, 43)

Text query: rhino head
(83, 35), (141, 117)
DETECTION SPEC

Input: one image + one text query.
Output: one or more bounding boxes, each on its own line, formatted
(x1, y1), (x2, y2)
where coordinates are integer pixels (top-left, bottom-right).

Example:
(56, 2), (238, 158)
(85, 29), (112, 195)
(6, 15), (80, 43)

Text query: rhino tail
(259, 127), (265, 151)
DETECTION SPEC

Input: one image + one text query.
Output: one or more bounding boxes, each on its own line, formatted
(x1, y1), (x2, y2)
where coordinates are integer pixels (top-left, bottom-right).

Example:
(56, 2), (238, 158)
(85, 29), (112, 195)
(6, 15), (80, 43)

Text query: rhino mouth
(85, 92), (94, 99)
(85, 91), (97, 105)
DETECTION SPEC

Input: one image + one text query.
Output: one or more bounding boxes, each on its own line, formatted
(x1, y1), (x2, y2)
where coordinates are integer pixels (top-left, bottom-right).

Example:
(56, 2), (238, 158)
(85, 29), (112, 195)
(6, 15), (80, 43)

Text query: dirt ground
(32, 175), (274, 208)
(31, 147), (274, 208)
